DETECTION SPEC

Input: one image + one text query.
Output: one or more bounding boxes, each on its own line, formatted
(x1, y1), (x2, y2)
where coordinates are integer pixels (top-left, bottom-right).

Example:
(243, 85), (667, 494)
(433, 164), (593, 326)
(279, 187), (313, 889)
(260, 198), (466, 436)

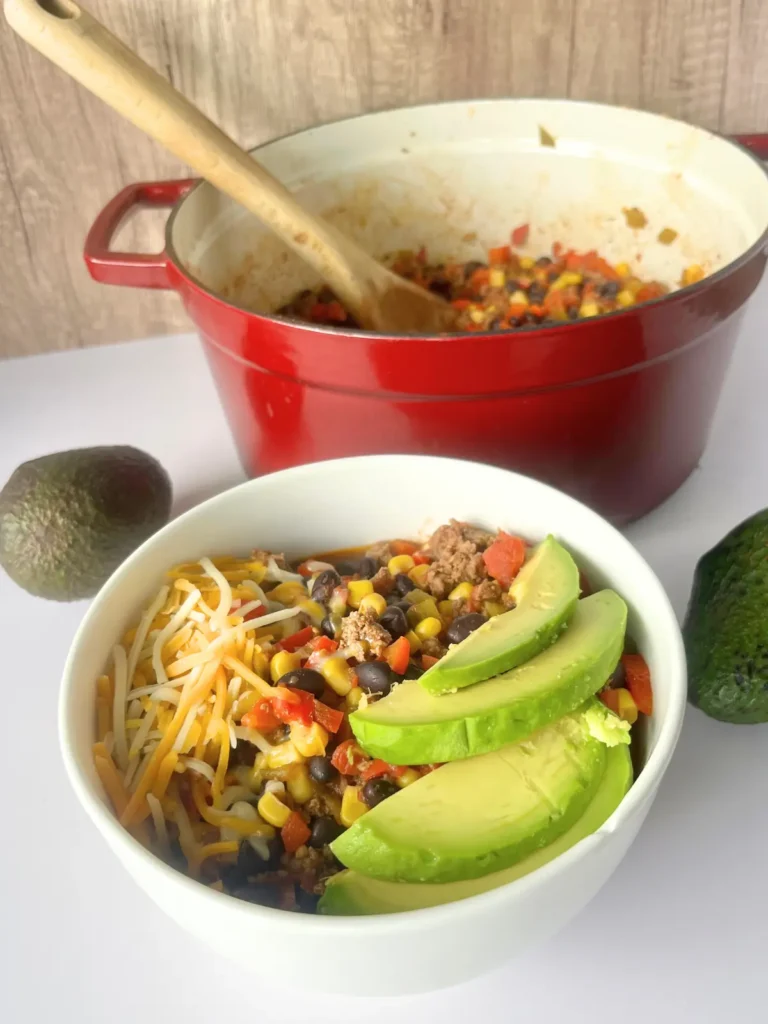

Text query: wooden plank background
(1, 0), (768, 358)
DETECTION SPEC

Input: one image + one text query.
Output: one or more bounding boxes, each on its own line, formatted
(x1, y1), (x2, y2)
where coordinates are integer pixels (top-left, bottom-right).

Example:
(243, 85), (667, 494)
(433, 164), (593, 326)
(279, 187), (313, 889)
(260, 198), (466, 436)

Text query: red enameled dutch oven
(84, 100), (768, 524)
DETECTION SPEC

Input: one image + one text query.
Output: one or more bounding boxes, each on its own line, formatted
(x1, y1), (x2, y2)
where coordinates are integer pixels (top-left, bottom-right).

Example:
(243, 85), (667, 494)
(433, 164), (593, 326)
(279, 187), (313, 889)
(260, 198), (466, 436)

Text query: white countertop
(2, 288), (768, 1024)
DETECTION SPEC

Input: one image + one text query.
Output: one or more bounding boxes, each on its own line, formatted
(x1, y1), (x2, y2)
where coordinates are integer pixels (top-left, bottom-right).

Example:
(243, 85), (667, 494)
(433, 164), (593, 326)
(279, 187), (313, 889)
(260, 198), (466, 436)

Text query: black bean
(403, 660), (424, 679)
(362, 778), (399, 808)
(536, 256), (553, 268)
(600, 280), (619, 299)
(308, 814), (344, 848)
(295, 886), (320, 914)
(311, 568), (341, 603)
(277, 667), (325, 697)
(606, 660), (626, 689)
(568, 305), (580, 319)
(379, 604), (409, 639)
(358, 556), (378, 579)
(428, 277), (453, 299)
(308, 755), (337, 784)
(336, 559), (360, 577)
(488, 317), (502, 329)
(231, 883), (281, 908)
(528, 283), (547, 304)
(234, 835), (284, 881)
(320, 615), (338, 639)
(394, 573), (416, 596)
(446, 612), (487, 645)
(356, 661), (395, 695)
(317, 286), (336, 304)
(463, 260), (487, 280)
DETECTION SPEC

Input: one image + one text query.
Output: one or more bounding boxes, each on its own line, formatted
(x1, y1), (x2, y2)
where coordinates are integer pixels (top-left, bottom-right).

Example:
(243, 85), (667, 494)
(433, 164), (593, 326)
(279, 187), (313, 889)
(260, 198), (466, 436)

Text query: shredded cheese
(111, 645), (129, 771)
(199, 557), (233, 633)
(233, 725), (274, 755)
(181, 756), (216, 783)
(222, 655), (273, 697)
(126, 585), (169, 684)
(146, 792), (170, 851)
(152, 588), (202, 685)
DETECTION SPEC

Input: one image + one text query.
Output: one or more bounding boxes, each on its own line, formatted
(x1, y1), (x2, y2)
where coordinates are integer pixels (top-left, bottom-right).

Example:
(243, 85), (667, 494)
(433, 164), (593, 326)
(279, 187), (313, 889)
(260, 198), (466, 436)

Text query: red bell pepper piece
(313, 700), (345, 734)
(598, 688), (622, 715)
(489, 244), (511, 264)
(310, 635), (339, 653)
(278, 625), (315, 653)
(391, 539), (418, 556)
(384, 635), (410, 675)
(360, 759), (394, 782)
(331, 739), (366, 776)
(621, 654), (653, 716)
(281, 811), (311, 853)
(272, 687), (315, 727)
(482, 532), (526, 588)
(412, 551), (431, 566)
(511, 223), (529, 246)
(241, 700), (280, 733)
(421, 654), (439, 670)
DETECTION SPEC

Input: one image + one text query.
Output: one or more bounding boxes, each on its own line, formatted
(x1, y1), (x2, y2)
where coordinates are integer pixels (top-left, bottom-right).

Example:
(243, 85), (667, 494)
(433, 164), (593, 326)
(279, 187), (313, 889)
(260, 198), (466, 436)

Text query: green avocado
(685, 508), (768, 723)
(320, 743), (632, 915)
(0, 446), (172, 601)
(350, 590), (627, 764)
(331, 705), (610, 884)
(419, 535), (580, 695)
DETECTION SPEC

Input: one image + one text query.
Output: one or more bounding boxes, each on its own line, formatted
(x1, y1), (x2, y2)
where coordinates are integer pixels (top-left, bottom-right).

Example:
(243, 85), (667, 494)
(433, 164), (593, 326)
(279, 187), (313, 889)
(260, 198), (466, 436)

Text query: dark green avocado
(684, 509), (768, 723)
(0, 446), (171, 601)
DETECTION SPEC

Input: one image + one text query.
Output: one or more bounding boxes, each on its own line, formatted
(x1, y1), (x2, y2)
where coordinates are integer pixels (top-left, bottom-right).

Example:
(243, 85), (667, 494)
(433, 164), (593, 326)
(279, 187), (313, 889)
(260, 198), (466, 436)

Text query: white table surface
(2, 286), (768, 1024)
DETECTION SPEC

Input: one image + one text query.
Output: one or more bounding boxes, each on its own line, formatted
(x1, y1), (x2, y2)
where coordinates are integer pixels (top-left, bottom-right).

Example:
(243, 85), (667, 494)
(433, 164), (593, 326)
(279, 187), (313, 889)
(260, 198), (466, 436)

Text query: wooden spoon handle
(4, 0), (376, 321)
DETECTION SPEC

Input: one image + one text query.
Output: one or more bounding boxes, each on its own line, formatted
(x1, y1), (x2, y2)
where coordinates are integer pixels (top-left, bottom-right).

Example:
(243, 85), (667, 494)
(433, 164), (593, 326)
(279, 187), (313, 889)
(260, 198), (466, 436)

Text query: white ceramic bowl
(59, 456), (686, 996)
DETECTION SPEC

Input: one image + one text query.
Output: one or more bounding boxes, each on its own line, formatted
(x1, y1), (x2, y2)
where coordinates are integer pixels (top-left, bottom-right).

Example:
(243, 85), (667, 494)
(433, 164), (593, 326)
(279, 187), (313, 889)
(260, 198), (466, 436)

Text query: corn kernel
(615, 687), (639, 725)
(682, 263), (705, 286)
(404, 588), (430, 606)
(290, 721), (329, 757)
(266, 741), (305, 769)
(405, 629), (422, 652)
(615, 262), (631, 277)
(285, 764), (314, 804)
(448, 582), (473, 601)
(469, 307), (486, 324)
(396, 768), (421, 788)
(616, 289), (635, 308)
(257, 790), (292, 828)
(346, 686), (364, 710)
(347, 579), (374, 609)
(438, 600), (455, 620)
(519, 256), (535, 270)
(340, 785), (368, 827)
(388, 554), (415, 575)
(296, 598), (325, 626)
(489, 267), (506, 288)
(358, 593), (387, 617)
(415, 616), (442, 640)
(270, 650), (301, 683)
(551, 271), (582, 290)
(269, 581), (307, 606)
(579, 302), (600, 318)
(407, 563), (431, 586)
(320, 656), (353, 696)
(508, 289), (529, 307)
(252, 647), (269, 679)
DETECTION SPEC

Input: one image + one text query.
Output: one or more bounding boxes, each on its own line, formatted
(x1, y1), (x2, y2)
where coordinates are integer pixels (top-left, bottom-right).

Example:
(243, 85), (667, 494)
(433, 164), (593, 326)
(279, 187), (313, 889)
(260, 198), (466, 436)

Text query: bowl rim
(162, 95), (768, 343)
(59, 455), (687, 930)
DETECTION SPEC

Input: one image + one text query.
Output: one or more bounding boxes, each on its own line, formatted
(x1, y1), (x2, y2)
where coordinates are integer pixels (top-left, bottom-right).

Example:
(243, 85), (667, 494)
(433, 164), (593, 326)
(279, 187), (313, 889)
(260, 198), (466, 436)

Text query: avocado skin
(0, 446), (171, 601)
(684, 509), (768, 723)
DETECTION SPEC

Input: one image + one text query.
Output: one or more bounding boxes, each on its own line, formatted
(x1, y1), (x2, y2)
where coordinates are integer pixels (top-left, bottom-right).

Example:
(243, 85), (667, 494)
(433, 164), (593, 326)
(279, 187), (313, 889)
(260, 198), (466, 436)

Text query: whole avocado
(0, 446), (171, 601)
(684, 508), (768, 723)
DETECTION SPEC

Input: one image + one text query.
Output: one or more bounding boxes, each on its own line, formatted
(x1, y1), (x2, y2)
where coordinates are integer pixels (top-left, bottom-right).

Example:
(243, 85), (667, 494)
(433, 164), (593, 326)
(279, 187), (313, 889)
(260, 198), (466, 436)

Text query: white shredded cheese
(128, 703), (157, 759)
(219, 785), (253, 809)
(233, 725), (274, 754)
(172, 797), (200, 865)
(241, 580), (277, 612)
(247, 836), (271, 860)
(126, 585), (169, 684)
(181, 756), (216, 782)
(199, 557), (233, 634)
(266, 556), (304, 583)
(147, 687), (181, 705)
(146, 793), (170, 851)
(228, 719), (237, 749)
(111, 645), (129, 771)
(152, 588), (202, 685)
(173, 703), (201, 753)
(264, 780), (286, 796)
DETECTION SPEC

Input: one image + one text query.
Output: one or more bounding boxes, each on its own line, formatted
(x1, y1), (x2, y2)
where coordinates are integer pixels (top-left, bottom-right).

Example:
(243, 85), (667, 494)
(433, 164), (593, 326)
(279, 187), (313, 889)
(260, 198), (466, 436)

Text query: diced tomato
(451, 298), (471, 311)
(421, 654), (439, 670)
(331, 739), (367, 776)
(621, 654), (653, 716)
(635, 282), (666, 303)
(313, 699), (345, 734)
(241, 700), (280, 732)
(325, 301), (347, 322)
(469, 267), (490, 290)
(360, 759), (393, 782)
(598, 688), (621, 715)
(295, 562), (314, 577)
(310, 635), (339, 654)
(489, 244), (511, 264)
(412, 551), (431, 565)
(281, 811), (311, 853)
(272, 688), (315, 727)
(384, 635), (410, 675)
(391, 539), (418, 556)
(508, 303), (528, 319)
(278, 625), (315, 653)
(243, 603), (265, 622)
(309, 302), (330, 320)
(482, 532), (526, 588)
(511, 223), (530, 246)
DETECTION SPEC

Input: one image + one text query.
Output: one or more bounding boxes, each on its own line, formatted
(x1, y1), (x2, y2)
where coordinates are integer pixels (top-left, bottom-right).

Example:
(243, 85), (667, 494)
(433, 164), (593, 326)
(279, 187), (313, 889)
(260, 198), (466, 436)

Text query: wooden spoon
(4, 0), (455, 334)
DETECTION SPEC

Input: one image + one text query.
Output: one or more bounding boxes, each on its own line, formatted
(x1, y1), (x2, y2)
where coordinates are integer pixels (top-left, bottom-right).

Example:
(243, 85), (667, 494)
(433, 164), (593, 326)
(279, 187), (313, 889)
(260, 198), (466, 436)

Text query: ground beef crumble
(371, 567), (395, 596)
(365, 540), (393, 566)
(424, 519), (496, 599)
(339, 607), (393, 660)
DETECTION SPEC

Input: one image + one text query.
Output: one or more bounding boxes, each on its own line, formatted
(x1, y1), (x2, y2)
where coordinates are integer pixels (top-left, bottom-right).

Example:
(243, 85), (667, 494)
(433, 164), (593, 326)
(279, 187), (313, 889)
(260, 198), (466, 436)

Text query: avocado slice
(331, 705), (611, 884)
(685, 508), (768, 723)
(320, 743), (632, 915)
(0, 446), (171, 601)
(419, 535), (580, 694)
(351, 590), (626, 764)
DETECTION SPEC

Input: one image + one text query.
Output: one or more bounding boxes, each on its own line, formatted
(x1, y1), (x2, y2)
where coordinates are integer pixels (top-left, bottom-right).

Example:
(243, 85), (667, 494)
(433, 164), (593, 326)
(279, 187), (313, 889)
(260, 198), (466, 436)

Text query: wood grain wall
(1, 0), (767, 358)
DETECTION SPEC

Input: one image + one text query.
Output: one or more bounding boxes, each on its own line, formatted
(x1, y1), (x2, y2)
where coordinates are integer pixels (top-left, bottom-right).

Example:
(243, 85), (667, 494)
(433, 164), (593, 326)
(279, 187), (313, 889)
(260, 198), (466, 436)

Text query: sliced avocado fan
(331, 702), (620, 885)
(419, 535), (580, 695)
(350, 590), (627, 764)
(319, 742), (632, 915)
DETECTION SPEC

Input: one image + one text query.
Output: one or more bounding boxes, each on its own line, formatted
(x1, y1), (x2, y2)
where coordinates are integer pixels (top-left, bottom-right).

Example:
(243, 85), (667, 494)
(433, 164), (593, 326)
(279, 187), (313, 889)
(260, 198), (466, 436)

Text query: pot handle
(732, 134), (768, 161)
(83, 178), (197, 289)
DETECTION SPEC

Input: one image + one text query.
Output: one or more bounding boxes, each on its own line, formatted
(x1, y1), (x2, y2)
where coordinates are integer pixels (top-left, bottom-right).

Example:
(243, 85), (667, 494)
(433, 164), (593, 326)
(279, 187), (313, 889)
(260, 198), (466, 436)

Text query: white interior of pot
(171, 99), (768, 315)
